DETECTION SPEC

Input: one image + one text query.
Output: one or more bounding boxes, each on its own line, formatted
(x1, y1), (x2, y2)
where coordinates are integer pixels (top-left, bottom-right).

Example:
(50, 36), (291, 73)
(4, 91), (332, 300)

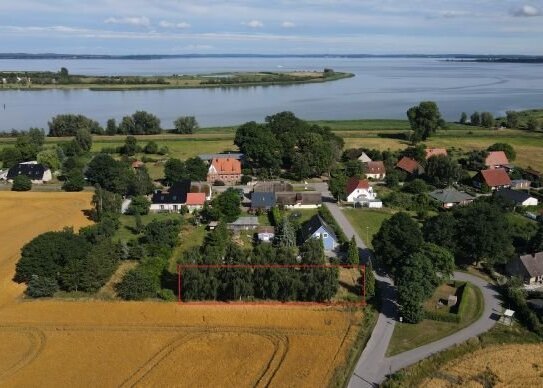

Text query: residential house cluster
(150, 180), (210, 213)
(358, 152), (386, 180)
(250, 181), (322, 210)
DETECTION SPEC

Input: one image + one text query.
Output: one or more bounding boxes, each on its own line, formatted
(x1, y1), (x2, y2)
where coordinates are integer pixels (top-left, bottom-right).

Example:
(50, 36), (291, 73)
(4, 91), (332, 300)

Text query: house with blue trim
(300, 215), (338, 251)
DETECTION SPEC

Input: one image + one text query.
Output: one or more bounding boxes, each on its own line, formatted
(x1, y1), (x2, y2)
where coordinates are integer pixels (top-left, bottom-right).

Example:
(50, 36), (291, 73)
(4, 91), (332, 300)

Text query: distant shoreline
(0, 70), (354, 91)
(1, 53), (542, 61)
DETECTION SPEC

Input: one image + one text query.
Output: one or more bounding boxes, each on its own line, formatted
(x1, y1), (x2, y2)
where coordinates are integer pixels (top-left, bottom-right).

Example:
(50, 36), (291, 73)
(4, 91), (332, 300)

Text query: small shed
(500, 309), (515, 326)
(257, 226), (275, 243)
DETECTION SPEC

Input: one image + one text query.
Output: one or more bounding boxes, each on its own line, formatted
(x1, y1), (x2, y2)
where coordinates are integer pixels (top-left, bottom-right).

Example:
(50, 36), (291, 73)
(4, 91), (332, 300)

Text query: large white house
(345, 177), (382, 208)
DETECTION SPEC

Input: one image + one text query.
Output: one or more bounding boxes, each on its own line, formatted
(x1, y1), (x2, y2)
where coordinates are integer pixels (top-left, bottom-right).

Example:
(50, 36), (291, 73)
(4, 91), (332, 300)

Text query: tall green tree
(487, 143), (516, 161)
(48, 114), (102, 136)
(459, 112), (467, 124)
(74, 128), (92, 152)
(329, 168), (347, 201)
(211, 188), (241, 222)
(37, 148), (61, 170)
(480, 112), (495, 128)
(423, 213), (458, 253)
(372, 212), (424, 276)
(454, 202), (514, 266)
(406, 101), (445, 143)
(174, 116), (199, 134)
(506, 111), (520, 128)
(164, 158), (186, 185)
(122, 136), (138, 156)
(470, 112), (481, 126)
(274, 217), (296, 248)
(425, 155), (462, 187)
(347, 236), (359, 265)
(526, 116), (540, 131)
(106, 118), (117, 135)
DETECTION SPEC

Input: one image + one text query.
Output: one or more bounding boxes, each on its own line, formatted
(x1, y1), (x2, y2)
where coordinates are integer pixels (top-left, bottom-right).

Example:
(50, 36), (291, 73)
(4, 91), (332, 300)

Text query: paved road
(322, 199), (502, 387)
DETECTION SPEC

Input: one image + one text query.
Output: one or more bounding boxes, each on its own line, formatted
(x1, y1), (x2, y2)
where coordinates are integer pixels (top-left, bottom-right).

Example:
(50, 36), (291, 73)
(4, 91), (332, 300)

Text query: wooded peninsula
(0, 68), (353, 90)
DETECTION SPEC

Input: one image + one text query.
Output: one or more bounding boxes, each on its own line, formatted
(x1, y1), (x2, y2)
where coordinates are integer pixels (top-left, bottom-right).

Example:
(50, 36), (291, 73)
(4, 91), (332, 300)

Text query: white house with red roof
(345, 177), (382, 208)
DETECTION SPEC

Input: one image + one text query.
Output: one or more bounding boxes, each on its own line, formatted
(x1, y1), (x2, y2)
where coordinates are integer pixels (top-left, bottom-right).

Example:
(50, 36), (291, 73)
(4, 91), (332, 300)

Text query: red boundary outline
(177, 264), (366, 306)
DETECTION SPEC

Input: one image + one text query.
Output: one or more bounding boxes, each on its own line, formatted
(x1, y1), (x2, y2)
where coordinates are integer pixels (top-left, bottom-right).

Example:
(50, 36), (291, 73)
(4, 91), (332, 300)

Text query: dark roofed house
(300, 215), (338, 251)
(150, 180), (191, 213)
(429, 187), (474, 209)
(396, 157), (423, 175)
(251, 192), (276, 210)
(495, 189), (538, 207)
(253, 181), (293, 193)
(7, 162), (52, 183)
(473, 168), (511, 191)
(275, 191), (322, 209)
(506, 252), (543, 285)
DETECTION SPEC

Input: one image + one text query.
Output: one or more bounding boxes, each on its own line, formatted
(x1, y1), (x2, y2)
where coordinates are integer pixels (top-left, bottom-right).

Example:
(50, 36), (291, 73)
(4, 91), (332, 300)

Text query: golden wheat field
(0, 192), (363, 388)
(423, 344), (543, 387)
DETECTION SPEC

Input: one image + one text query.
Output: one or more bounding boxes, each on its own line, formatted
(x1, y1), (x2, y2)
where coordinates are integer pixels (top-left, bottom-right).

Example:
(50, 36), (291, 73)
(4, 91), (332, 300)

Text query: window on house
(160, 205), (164, 210)
(323, 233), (329, 238)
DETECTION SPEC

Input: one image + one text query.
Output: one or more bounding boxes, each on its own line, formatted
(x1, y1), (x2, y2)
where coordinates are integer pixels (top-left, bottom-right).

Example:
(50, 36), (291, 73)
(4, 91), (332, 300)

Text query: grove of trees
(234, 112), (343, 180)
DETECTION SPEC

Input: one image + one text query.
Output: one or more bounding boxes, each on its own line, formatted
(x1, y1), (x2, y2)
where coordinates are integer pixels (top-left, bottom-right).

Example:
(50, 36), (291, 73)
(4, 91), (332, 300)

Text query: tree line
(11, 112), (200, 137)
(180, 222), (340, 302)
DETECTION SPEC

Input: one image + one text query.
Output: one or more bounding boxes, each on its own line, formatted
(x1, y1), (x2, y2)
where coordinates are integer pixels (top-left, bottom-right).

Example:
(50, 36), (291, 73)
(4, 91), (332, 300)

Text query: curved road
(322, 201), (502, 387)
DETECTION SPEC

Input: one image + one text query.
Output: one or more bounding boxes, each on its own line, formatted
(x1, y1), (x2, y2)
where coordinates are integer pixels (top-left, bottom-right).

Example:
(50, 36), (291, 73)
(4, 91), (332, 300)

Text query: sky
(0, 0), (542, 55)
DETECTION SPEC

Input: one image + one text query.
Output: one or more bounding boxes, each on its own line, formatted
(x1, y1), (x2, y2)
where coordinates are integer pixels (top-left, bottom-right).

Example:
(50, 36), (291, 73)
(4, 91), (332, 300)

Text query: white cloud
(281, 21), (296, 28)
(104, 16), (150, 27)
(439, 10), (470, 19)
(511, 5), (540, 17)
(244, 20), (264, 28)
(159, 20), (191, 29)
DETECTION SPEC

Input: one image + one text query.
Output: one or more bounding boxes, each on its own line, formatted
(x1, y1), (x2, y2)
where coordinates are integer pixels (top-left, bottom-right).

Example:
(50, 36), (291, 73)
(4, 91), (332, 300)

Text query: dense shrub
(25, 275), (59, 298)
(12, 175), (32, 191)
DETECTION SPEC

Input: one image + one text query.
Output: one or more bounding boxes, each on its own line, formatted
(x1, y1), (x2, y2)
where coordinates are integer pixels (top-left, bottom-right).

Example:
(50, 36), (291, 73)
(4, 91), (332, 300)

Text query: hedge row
(423, 309), (461, 323)
(318, 206), (348, 245)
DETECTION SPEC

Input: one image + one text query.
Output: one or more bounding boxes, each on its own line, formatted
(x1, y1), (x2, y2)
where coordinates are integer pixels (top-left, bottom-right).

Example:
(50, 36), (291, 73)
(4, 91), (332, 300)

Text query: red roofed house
(473, 168), (512, 191)
(345, 177), (382, 208)
(485, 151), (510, 169)
(425, 148), (448, 159)
(185, 192), (206, 213)
(206, 157), (242, 185)
(365, 161), (387, 180)
(396, 157), (424, 175)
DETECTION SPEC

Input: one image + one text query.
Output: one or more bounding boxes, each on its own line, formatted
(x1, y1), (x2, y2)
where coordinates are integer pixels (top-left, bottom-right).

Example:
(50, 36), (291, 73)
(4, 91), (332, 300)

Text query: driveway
(321, 201), (502, 387)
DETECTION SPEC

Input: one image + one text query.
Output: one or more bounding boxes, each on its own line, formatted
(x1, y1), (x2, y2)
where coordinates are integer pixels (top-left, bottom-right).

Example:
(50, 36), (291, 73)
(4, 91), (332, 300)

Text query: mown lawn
(115, 213), (182, 242)
(170, 223), (207, 272)
(386, 282), (484, 356)
(343, 208), (396, 248)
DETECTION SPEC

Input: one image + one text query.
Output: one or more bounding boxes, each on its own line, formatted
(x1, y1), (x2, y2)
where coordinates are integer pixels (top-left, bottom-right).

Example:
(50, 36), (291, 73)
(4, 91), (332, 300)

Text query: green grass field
(343, 208), (396, 248)
(386, 282), (484, 356)
(2, 115), (542, 171)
